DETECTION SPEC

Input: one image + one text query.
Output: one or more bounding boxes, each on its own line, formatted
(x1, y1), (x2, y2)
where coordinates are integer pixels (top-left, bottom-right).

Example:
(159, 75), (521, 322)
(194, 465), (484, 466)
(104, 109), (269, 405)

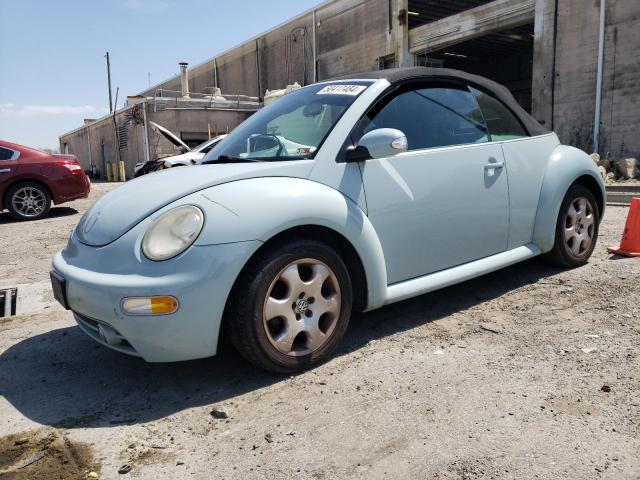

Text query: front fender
(532, 145), (605, 253)
(182, 177), (389, 310)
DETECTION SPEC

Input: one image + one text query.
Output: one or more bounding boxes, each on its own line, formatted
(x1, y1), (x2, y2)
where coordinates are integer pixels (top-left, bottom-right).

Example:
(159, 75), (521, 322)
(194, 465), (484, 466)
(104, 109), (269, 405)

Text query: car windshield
(202, 82), (372, 163)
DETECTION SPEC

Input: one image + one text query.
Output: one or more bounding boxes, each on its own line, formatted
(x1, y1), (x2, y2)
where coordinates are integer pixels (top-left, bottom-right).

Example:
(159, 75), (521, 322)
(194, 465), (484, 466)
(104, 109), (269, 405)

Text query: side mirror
(346, 128), (408, 162)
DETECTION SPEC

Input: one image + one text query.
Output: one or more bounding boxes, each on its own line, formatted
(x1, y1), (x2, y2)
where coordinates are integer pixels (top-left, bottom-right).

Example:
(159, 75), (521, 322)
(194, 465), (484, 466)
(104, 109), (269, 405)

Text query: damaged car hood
(76, 161), (314, 247)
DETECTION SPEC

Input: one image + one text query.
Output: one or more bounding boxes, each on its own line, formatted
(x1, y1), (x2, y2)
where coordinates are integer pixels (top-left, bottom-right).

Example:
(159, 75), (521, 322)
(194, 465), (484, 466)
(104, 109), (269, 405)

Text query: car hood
(76, 161), (314, 247)
(149, 121), (190, 151)
(164, 151), (203, 165)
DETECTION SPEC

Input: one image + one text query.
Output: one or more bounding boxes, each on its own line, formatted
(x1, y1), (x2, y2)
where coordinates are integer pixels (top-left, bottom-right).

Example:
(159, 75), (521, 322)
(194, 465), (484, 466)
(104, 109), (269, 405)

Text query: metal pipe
(86, 125), (92, 169)
(302, 28), (307, 86)
(593, 0), (606, 153)
(179, 62), (190, 99)
(312, 9), (317, 82)
(255, 39), (261, 98)
(142, 102), (150, 164)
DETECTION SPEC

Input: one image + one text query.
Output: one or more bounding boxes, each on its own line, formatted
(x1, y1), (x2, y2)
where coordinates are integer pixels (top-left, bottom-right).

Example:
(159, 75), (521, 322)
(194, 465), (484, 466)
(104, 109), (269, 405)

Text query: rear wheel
(6, 182), (52, 221)
(226, 239), (353, 373)
(543, 184), (599, 268)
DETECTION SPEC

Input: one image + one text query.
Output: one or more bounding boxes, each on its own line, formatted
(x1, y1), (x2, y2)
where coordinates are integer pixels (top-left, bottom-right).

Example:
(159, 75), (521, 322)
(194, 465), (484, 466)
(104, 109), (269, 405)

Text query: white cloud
(122, 0), (176, 12)
(0, 104), (109, 117)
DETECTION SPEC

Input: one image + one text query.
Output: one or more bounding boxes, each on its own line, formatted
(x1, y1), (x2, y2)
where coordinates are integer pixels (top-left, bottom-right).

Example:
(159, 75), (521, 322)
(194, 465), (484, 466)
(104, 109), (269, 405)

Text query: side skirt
(383, 243), (541, 306)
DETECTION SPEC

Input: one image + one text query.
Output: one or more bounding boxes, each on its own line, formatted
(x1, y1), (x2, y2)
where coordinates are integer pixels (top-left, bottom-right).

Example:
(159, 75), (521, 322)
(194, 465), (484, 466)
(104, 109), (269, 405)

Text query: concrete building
(60, 0), (640, 175)
(59, 91), (259, 179)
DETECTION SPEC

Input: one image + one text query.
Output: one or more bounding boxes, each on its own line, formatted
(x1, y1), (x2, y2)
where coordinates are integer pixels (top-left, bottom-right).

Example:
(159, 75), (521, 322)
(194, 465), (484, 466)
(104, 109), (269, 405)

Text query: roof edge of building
(137, 0), (345, 97)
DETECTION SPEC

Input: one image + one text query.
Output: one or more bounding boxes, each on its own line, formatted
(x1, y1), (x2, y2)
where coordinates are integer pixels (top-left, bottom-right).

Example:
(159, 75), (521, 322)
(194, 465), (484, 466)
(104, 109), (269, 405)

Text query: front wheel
(225, 239), (353, 373)
(543, 184), (600, 268)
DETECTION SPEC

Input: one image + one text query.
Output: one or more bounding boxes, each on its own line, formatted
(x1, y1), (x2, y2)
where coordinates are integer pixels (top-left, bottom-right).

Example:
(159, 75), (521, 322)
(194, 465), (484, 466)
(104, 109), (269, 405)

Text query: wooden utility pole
(105, 52), (113, 113)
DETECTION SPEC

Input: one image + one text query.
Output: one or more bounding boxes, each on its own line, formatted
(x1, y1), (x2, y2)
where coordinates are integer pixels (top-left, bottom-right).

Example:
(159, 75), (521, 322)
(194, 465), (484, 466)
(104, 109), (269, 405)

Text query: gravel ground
(0, 182), (638, 479)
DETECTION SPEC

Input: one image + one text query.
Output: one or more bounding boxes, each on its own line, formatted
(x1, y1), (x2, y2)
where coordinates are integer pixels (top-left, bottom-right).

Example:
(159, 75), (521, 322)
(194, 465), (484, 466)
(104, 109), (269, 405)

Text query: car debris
(18, 451), (45, 469)
(480, 324), (502, 334)
(210, 407), (229, 419)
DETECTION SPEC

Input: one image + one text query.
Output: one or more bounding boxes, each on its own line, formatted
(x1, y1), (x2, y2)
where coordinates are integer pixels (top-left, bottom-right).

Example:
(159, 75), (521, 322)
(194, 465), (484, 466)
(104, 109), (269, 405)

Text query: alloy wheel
(12, 187), (47, 218)
(263, 259), (341, 357)
(563, 196), (595, 257)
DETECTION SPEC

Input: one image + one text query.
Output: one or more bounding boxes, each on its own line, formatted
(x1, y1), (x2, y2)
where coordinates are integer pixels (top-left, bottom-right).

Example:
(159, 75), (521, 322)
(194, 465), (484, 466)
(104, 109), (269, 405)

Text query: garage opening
(408, 0), (496, 27)
(415, 23), (535, 112)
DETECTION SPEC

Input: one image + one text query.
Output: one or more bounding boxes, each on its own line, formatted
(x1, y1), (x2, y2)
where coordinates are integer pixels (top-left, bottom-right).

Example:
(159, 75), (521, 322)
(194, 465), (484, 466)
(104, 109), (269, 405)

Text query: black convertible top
(336, 67), (548, 136)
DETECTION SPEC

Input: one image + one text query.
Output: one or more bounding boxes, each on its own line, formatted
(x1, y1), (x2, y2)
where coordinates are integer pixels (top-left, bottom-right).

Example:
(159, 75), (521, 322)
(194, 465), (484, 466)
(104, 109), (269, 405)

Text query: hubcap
(564, 196), (595, 257)
(12, 187), (46, 218)
(263, 259), (341, 357)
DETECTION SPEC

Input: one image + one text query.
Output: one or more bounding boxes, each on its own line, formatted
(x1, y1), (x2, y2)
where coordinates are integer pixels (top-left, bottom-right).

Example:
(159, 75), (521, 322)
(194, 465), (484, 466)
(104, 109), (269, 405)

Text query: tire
(6, 182), (52, 221)
(543, 184), (600, 268)
(225, 238), (353, 373)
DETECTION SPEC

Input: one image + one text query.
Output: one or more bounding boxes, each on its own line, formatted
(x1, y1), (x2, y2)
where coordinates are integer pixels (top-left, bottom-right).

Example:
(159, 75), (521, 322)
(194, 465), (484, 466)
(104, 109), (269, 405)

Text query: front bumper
(52, 230), (260, 362)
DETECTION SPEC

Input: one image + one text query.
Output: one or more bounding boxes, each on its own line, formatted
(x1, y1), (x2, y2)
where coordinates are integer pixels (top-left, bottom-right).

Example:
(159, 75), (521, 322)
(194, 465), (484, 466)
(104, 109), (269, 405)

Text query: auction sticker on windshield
(317, 85), (367, 95)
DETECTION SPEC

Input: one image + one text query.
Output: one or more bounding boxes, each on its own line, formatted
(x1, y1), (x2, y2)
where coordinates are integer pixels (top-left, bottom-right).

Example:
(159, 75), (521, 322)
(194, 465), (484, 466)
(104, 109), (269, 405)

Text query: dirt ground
(0, 182), (638, 479)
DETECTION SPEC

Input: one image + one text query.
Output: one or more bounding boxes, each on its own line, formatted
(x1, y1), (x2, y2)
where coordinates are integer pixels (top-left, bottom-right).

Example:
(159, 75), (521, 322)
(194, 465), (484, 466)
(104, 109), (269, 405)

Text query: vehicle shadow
(0, 258), (561, 429)
(0, 207), (78, 224)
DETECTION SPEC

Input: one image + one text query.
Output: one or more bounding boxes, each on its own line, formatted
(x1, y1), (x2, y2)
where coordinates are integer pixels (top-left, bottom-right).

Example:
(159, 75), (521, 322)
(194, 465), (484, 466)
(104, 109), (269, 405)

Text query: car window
(470, 87), (528, 141)
(0, 146), (14, 160)
(359, 85), (488, 151)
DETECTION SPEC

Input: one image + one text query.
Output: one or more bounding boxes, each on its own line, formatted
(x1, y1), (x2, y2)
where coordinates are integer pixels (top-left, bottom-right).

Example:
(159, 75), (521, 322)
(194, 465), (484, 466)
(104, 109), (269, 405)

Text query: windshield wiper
(202, 155), (265, 165)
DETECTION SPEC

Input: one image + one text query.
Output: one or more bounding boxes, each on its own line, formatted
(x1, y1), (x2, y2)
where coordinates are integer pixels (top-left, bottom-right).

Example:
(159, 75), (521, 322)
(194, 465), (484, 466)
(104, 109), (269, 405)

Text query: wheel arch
(193, 176), (389, 312)
(573, 174), (604, 218)
(228, 224), (370, 314)
(532, 145), (606, 253)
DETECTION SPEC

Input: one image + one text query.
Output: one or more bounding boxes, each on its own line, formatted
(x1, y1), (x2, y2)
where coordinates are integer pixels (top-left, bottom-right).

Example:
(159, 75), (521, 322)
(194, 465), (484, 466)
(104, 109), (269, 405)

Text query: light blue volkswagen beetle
(51, 68), (605, 372)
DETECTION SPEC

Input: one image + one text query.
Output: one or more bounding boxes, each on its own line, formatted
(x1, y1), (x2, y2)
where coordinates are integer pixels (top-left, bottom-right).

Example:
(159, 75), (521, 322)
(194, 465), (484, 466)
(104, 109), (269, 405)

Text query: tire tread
(225, 238), (352, 373)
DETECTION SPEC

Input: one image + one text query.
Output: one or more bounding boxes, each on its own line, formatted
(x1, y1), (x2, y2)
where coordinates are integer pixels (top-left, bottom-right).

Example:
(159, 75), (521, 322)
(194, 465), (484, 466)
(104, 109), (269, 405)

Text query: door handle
(0, 168), (11, 173)
(484, 162), (504, 170)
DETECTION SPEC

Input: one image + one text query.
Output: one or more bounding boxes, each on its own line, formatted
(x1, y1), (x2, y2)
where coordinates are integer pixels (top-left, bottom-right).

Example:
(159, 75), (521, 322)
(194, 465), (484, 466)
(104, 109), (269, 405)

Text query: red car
(0, 141), (90, 221)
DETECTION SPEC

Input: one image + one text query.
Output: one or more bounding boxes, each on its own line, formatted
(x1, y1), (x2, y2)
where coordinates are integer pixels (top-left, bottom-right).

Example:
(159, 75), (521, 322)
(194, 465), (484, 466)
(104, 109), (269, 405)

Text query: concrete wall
(598, 0), (640, 158)
(552, 0), (601, 152)
(552, 0), (640, 157)
(59, 107), (140, 180)
(147, 108), (253, 160)
(140, 0), (393, 98)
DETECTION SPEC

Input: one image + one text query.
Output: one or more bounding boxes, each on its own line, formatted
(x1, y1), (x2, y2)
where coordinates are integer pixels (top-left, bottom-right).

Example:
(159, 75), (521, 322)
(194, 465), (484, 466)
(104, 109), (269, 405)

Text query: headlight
(142, 205), (204, 261)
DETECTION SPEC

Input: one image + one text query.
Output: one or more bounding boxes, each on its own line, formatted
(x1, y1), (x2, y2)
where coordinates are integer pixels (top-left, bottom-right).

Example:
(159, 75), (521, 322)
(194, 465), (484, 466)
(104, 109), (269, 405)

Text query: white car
(134, 122), (226, 176)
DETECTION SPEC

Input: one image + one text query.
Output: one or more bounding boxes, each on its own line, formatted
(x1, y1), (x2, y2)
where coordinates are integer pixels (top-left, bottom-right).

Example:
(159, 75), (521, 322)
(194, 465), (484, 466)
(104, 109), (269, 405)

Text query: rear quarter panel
(502, 133), (560, 249)
(3, 155), (89, 206)
(532, 144), (605, 252)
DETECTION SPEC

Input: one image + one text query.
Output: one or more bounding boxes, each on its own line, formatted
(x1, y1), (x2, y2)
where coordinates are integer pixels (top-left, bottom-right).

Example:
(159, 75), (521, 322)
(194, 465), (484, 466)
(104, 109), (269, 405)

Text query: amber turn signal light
(121, 296), (179, 315)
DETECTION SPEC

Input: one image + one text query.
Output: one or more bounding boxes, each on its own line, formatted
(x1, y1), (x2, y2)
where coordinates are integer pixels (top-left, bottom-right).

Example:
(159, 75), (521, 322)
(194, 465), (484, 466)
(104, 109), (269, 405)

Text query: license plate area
(50, 271), (70, 310)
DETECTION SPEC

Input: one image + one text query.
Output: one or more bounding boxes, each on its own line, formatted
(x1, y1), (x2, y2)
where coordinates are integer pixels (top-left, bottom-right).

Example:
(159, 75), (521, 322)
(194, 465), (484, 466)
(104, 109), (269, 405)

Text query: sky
(0, 0), (320, 150)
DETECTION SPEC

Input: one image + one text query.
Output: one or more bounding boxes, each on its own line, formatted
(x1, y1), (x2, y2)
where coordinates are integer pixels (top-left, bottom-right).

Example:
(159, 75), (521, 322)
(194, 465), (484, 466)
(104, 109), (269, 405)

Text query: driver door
(358, 83), (509, 284)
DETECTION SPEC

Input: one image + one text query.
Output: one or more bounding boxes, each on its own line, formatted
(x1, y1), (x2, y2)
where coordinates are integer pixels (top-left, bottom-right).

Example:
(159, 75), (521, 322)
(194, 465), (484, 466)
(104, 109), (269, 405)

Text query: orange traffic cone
(608, 197), (640, 257)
